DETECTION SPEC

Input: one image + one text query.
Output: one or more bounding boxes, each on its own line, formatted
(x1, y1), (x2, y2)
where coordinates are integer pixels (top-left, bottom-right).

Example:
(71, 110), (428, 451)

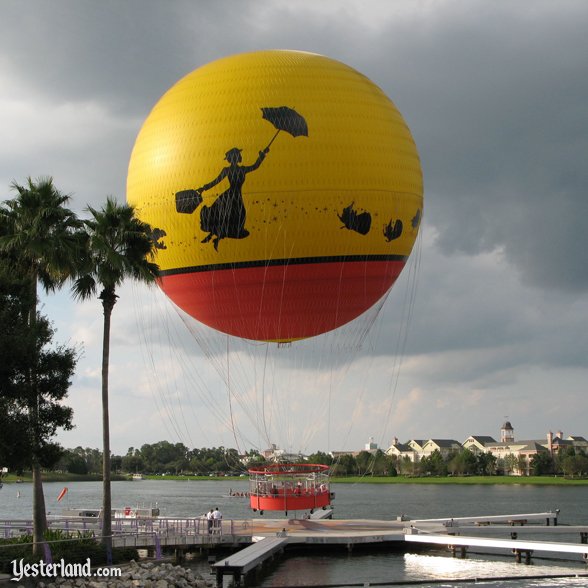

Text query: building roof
(427, 439), (462, 448)
(550, 438), (573, 446)
(465, 436), (497, 445)
(408, 440), (427, 449)
(487, 440), (548, 452)
(390, 442), (412, 452)
(517, 441), (549, 452)
(502, 421), (513, 430)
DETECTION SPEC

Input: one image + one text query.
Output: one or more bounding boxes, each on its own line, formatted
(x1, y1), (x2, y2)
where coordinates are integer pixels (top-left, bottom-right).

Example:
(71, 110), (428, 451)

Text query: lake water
(2, 479), (588, 587)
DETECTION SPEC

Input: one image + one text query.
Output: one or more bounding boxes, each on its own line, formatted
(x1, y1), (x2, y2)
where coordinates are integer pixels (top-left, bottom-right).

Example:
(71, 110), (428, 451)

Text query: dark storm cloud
(0, 0), (330, 114)
(363, 3), (588, 294)
(1, 2), (195, 114)
(3, 0), (586, 294)
(2, 0), (587, 448)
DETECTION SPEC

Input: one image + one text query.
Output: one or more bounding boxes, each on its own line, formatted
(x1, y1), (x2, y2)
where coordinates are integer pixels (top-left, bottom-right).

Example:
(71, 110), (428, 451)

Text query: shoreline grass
(329, 475), (588, 485)
(4, 473), (587, 485)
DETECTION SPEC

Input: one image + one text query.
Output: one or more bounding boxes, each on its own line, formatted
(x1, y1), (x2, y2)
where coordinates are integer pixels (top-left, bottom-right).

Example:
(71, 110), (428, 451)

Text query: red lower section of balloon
(160, 259), (405, 341)
(249, 490), (331, 512)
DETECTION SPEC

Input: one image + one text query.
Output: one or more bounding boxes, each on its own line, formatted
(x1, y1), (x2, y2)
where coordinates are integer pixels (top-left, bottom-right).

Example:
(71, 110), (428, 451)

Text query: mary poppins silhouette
(196, 146), (268, 250)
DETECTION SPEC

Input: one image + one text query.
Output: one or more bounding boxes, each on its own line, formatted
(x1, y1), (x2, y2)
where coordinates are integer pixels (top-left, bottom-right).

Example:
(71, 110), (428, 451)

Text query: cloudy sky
(1, 0), (587, 456)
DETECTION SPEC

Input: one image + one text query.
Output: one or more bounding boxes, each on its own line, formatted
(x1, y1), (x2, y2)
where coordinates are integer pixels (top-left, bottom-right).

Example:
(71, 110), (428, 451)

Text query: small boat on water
(57, 505), (160, 519)
(131, 473), (144, 481)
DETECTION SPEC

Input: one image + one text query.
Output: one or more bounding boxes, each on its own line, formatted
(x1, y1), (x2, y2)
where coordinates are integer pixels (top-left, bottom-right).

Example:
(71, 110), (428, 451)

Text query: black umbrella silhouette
(261, 106), (308, 150)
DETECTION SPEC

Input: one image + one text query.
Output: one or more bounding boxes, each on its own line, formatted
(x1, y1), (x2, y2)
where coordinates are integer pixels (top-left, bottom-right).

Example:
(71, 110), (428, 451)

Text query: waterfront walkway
(2, 510), (588, 587)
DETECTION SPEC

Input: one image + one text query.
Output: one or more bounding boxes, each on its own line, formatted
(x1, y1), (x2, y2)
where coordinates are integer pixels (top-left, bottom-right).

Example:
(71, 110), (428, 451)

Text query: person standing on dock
(213, 507), (223, 533)
(206, 509), (214, 534)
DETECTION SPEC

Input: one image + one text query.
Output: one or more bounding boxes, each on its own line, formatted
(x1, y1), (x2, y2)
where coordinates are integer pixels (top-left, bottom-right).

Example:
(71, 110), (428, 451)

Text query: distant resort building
(386, 437), (418, 462)
(330, 438), (381, 460)
(462, 436), (497, 454)
(258, 444), (304, 463)
(385, 420), (588, 476)
(500, 420), (515, 443)
(420, 439), (462, 459)
(250, 425), (586, 475)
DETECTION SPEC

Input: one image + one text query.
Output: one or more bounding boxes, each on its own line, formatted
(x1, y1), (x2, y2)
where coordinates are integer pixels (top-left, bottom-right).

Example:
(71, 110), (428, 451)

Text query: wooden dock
(405, 532), (588, 563)
(212, 536), (288, 587)
(410, 511), (560, 527)
(3, 509), (588, 587)
(405, 510), (588, 566)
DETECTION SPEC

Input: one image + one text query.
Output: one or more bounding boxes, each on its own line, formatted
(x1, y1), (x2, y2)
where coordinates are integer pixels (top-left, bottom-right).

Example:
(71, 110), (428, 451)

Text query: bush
(0, 531), (138, 573)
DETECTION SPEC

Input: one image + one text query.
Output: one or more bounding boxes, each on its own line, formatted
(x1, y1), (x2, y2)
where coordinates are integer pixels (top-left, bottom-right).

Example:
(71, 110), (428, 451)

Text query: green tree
(64, 452), (89, 475)
(0, 177), (82, 554)
(448, 449), (476, 476)
(516, 454), (528, 476)
(530, 452), (554, 476)
(122, 454), (145, 473)
(110, 454), (123, 473)
(306, 451), (333, 466)
(0, 258), (76, 492)
(398, 455), (417, 476)
(562, 454), (588, 478)
(372, 450), (394, 476)
(241, 449), (265, 470)
(502, 453), (518, 475)
(355, 451), (374, 475)
(420, 450), (447, 476)
(331, 454), (357, 476)
(474, 452), (497, 476)
(554, 446), (575, 475)
(72, 197), (158, 551)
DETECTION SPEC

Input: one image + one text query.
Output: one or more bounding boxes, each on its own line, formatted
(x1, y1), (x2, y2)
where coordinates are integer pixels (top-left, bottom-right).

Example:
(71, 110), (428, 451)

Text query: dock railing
(0, 516), (249, 544)
(404, 510), (588, 565)
(410, 510), (560, 528)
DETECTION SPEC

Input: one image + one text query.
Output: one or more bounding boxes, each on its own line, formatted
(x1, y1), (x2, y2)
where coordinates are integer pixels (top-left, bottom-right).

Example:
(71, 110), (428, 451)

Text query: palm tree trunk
(100, 291), (116, 554)
(29, 270), (48, 556)
(32, 462), (48, 555)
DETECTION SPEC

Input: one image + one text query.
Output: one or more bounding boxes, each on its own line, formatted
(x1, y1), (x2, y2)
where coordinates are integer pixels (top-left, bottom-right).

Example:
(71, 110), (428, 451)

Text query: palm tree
(0, 176), (82, 554)
(72, 197), (158, 553)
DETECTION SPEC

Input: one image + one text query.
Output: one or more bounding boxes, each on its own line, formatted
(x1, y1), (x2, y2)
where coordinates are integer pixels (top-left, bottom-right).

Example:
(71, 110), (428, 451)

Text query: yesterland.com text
(11, 558), (121, 582)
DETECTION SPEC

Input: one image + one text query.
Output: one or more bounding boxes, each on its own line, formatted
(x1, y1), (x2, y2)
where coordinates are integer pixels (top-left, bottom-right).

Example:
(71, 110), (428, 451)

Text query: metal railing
(0, 516), (243, 542)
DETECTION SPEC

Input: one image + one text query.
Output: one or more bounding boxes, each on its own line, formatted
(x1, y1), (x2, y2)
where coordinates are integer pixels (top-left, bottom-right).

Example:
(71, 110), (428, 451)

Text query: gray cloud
(2, 0), (587, 451)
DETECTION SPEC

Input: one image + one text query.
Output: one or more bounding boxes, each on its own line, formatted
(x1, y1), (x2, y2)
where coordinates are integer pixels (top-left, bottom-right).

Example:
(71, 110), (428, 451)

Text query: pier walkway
(3, 510), (588, 586)
(405, 532), (588, 562)
(405, 511), (588, 568)
(212, 536), (288, 587)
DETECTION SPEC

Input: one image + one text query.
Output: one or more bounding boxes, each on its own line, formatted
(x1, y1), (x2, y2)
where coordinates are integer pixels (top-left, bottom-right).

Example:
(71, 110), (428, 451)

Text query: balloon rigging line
(171, 303), (258, 447)
(133, 287), (181, 444)
(260, 343), (272, 448)
(135, 257), (417, 462)
(226, 335), (242, 455)
(141, 290), (189, 443)
(176, 307), (256, 432)
(374, 225), (423, 456)
(132, 284), (196, 447)
(152, 292), (226, 447)
(333, 298), (390, 482)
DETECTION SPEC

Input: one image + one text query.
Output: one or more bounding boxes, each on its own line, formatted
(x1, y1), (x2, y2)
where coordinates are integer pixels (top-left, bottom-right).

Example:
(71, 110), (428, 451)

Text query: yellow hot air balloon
(127, 50), (423, 343)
